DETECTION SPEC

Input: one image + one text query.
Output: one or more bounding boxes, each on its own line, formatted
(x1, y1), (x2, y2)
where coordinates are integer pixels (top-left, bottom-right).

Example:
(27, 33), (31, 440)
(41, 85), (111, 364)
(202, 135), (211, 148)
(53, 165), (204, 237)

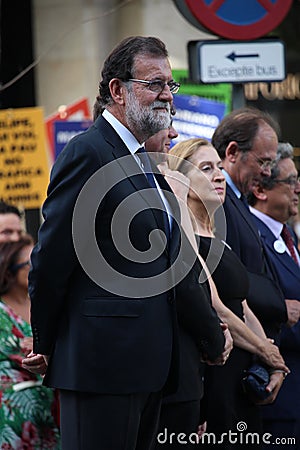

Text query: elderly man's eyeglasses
(273, 176), (300, 188)
(253, 155), (275, 169)
(128, 79), (180, 94)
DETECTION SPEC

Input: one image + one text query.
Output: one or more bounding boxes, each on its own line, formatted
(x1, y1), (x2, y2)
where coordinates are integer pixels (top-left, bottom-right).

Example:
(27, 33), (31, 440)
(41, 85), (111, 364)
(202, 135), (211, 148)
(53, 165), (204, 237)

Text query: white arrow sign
(189, 39), (286, 84)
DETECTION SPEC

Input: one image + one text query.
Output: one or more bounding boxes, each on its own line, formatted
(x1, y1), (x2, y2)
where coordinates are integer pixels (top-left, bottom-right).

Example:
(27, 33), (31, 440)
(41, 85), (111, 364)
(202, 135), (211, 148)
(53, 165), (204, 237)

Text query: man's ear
(225, 141), (240, 163)
(109, 78), (126, 105)
(252, 183), (268, 201)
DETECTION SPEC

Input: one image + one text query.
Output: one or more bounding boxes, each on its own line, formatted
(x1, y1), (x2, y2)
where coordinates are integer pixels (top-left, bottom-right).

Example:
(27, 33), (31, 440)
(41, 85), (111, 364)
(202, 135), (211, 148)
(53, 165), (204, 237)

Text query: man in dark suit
(213, 108), (289, 406)
(248, 142), (300, 447)
(143, 111), (223, 448)
(22, 36), (228, 450)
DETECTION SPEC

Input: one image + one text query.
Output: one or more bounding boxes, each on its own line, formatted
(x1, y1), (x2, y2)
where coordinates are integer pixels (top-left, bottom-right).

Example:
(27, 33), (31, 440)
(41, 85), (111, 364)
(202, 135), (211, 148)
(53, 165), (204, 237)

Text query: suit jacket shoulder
(215, 185), (264, 273)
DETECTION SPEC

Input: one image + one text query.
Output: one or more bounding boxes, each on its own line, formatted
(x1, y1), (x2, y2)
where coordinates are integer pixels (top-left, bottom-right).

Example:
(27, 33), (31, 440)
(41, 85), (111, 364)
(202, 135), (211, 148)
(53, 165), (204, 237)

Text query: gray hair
(276, 142), (294, 161)
(247, 142), (295, 205)
(98, 36), (169, 109)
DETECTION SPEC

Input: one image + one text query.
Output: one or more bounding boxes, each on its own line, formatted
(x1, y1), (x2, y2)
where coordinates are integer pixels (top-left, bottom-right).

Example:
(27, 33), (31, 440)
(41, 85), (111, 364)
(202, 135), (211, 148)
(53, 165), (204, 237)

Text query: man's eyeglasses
(273, 176), (300, 188)
(253, 155), (275, 169)
(128, 79), (180, 94)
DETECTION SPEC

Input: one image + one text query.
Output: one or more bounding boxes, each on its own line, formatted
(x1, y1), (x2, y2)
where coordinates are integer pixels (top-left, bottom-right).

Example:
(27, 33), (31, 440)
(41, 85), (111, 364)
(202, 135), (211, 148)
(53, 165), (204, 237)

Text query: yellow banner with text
(0, 107), (50, 209)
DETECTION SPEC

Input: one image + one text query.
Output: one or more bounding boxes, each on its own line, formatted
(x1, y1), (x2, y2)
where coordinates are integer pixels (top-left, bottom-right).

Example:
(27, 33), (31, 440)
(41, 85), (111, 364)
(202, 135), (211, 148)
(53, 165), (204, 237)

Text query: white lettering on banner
(173, 121), (216, 140)
(175, 109), (219, 127)
(57, 130), (84, 144)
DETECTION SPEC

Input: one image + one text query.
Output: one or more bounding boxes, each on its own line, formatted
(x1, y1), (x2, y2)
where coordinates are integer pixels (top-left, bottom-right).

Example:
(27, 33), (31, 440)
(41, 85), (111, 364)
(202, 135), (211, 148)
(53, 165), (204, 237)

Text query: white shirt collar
(102, 109), (143, 155)
(249, 207), (283, 239)
(222, 169), (242, 199)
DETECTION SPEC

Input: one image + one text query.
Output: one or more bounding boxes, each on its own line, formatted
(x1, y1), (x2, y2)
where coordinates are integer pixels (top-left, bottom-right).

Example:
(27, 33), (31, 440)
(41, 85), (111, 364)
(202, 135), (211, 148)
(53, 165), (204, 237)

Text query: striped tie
(281, 224), (298, 265)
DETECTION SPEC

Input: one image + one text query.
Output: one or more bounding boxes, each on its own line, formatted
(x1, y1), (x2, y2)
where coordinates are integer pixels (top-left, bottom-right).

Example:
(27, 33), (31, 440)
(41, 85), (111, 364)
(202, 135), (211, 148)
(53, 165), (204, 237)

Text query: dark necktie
(136, 147), (170, 241)
(281, 224), (298, 265)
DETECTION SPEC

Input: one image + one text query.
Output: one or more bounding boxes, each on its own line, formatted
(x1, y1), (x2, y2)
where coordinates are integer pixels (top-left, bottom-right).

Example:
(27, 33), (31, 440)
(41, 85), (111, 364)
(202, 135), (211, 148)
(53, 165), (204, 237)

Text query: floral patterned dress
(0, 299), (61, 450)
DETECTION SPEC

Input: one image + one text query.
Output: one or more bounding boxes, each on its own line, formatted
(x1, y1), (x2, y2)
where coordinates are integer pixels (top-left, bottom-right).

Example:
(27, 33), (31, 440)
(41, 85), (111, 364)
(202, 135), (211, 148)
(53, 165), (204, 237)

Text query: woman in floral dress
(0, 234), (61, 449)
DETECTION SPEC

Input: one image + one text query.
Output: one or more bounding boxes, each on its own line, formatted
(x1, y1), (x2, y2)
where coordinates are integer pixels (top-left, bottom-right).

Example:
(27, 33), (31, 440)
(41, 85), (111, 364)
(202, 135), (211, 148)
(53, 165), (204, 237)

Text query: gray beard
(125, 91), (171, 141)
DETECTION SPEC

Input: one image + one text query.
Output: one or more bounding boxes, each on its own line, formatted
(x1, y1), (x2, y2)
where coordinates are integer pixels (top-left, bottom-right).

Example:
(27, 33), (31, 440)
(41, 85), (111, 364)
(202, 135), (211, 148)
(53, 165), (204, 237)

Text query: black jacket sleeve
(175, 257), (225, 362)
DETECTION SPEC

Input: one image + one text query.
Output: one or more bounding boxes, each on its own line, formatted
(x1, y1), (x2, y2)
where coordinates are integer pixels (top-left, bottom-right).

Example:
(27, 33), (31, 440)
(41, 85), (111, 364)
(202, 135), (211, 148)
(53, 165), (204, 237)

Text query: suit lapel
(96, 116), (180, 255)
(227, 186), (262, 245)
(258, 220), (300, 278)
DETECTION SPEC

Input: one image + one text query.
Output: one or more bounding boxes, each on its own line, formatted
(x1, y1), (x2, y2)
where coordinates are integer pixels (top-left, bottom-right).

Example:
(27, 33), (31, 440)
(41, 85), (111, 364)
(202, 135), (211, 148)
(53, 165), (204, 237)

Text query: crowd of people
(1, 35), (299, 450)
(0, 202), (61, 448)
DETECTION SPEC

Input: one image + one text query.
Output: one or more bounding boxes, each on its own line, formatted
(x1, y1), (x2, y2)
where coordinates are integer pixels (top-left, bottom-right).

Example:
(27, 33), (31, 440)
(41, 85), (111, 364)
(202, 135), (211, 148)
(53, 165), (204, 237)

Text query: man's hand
(255, 371), (287, 405)
(197, 422), (207, 439)
(205, 323), (233, 366)
(285, 299), (300, 327)
(257, 339), (289, 373)
(22, 352), (49, 375)
(20, 337), (33, 355)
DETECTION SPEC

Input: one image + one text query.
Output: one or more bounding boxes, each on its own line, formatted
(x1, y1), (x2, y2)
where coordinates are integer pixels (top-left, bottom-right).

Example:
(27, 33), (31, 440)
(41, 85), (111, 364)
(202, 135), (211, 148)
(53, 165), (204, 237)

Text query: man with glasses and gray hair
(213, 108), (289, 418)
(248, 142), (300, 447)
(213, 108), (289, 331)
(22, 36), (228, 450)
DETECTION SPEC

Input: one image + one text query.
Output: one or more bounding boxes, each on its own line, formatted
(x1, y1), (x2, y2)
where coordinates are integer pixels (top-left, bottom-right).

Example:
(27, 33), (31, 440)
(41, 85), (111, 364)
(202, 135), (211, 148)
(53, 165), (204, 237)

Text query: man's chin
(154, 113), (171, 129)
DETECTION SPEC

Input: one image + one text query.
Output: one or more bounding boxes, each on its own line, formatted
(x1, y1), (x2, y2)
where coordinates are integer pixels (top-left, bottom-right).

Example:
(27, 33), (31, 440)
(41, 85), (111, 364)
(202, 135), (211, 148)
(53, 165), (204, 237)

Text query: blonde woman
(162, 138), (288, 447)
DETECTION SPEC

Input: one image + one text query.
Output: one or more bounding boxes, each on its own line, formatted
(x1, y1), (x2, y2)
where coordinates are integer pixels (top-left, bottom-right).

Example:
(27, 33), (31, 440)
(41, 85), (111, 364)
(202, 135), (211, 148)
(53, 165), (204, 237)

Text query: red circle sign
(182, 0), (293, 40)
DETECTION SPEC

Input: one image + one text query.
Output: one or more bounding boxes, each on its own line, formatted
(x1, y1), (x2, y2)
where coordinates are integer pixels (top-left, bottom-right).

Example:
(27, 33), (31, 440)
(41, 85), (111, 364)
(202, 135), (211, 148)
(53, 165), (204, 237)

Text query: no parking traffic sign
(174, 0), (293, 40)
